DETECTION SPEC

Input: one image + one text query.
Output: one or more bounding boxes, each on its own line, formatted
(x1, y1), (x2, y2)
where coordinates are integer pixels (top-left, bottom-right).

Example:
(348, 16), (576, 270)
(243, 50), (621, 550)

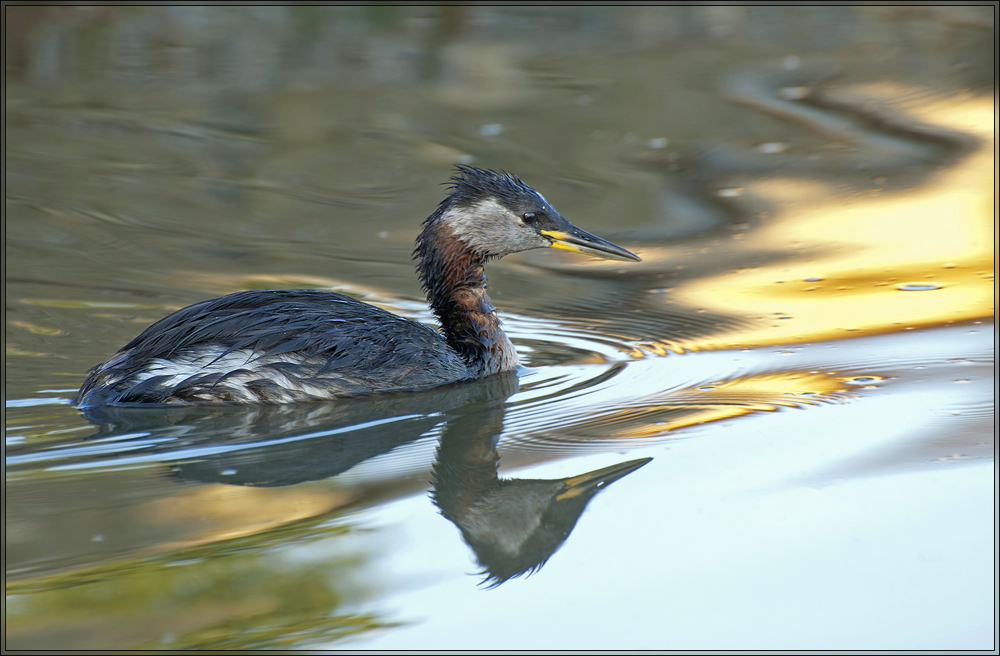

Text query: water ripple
(5, 309), (860, 484)
(12, 312), (987, 487)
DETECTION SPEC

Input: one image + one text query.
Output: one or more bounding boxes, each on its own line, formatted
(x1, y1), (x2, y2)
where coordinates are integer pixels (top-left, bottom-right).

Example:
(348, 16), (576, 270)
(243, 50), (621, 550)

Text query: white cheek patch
(443, 200), (547, 256)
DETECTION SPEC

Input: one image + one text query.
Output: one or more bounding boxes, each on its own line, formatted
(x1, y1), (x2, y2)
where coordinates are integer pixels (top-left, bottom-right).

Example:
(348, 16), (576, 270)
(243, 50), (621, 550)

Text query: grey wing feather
(76, 290), (472, 405)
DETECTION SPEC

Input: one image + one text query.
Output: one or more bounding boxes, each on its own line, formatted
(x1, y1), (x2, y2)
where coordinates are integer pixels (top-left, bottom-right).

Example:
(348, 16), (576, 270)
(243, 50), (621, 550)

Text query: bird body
(75, 290), (471, 404)
(75, 167), (640, 406)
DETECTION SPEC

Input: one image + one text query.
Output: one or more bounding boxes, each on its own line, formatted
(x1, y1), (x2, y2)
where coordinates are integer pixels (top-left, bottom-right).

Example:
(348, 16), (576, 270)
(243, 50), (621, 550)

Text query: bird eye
(522, 212), (537, 224)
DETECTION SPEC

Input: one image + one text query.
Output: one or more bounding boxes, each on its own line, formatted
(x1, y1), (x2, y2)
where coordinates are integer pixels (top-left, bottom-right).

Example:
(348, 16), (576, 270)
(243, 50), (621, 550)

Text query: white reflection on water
(335, 321), (993, 650)
(354, 462), (990, 650)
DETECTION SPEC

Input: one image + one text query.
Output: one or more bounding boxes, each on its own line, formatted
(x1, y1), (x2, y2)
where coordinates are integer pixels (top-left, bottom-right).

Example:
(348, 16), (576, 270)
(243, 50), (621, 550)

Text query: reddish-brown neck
(415, 220), (518, 375)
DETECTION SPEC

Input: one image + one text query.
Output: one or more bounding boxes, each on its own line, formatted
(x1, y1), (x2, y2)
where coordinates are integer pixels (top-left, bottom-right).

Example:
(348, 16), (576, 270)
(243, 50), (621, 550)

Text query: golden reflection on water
(589, 370), (855, 439)
(5, 507), (392, 650)
(661, 91), (994, 350)
(143, 484), (358, 549)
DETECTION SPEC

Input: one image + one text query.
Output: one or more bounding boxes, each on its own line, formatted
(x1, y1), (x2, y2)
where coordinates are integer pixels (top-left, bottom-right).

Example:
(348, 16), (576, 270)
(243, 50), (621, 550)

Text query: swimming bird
(75, 166), (640, 406)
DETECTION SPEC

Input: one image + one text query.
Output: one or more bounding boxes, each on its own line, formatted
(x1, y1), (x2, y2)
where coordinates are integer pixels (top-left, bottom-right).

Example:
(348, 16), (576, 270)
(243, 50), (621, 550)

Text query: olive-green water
(4, 6), (994, 650)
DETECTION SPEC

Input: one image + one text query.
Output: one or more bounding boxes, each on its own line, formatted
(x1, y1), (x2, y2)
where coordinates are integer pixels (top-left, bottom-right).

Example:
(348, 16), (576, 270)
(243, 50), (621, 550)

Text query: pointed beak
(555, 457), (652, 501)
(540, 225), (641, 262)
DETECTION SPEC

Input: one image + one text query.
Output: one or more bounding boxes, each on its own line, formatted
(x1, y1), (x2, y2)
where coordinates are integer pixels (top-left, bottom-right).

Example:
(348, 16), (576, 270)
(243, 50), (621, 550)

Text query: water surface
(4, 6), (995, 650)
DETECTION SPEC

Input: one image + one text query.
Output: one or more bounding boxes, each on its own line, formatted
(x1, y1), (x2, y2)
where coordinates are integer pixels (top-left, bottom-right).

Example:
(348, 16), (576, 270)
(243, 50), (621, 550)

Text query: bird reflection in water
(71, 371), (650, 586)
(433, 427), (650, 587)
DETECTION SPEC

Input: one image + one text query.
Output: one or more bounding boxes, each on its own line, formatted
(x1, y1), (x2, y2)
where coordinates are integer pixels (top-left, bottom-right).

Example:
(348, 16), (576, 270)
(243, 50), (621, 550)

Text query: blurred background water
(4, 5), (995, 650)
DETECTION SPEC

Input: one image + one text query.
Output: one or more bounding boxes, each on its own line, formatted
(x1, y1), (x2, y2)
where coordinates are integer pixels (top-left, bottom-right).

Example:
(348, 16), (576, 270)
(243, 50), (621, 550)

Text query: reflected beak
(555, 457), (652, 501)
(541, 227), (642, 262)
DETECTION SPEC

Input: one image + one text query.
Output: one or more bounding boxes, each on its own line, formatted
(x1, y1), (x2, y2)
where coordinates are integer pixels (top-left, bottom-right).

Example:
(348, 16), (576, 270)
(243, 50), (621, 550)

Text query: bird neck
(415, 218), (518, 375)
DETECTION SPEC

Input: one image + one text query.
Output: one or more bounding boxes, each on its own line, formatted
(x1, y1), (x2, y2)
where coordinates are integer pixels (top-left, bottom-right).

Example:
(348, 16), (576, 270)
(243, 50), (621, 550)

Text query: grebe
(75, 167), (640, 406)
